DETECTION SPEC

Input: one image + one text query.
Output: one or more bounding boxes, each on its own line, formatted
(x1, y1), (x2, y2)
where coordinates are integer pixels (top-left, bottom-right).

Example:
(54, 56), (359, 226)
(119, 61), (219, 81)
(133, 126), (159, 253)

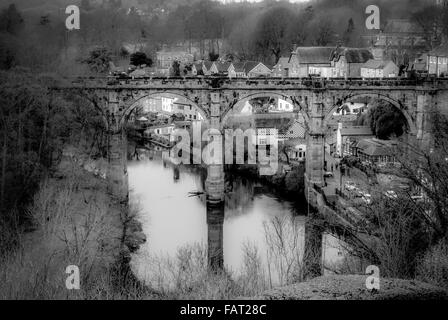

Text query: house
(276, 98), (294, 112)
(360, 59), (399, 78)
(288, 47), (335, 77)
(210, 61), (231, 75)
(255, 128), (278, 146)
(271, 57), (292, 77)
(354, 138), (398, 164)
(410, 54), (428, 75)
(278, 119), (307, 141)
(173, 101), (201, 121)
(331, 48), (373, 78)
(336, 124), (374, 157)
(202, 61), (214, 75)
(363, 19), (429, 65)
(161, 96), (176, 113)
(142, 97), (162, 113)
(156, 50), (194, 68)
(288, 145), (307, 162)
(191, 63), (205, 76)
(145, 124), (175, 137)
(427, 43), (448, 77)
(228, 61), (272, 78)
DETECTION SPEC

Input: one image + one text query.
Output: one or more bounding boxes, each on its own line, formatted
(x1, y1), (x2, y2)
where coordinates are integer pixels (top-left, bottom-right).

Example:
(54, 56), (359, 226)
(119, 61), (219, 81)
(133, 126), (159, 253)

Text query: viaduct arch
(55, 77), (446, 206)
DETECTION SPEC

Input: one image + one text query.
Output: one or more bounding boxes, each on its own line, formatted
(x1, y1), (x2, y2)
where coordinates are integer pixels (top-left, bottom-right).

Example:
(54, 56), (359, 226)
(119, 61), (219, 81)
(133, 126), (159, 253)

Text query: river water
(128, 143), (345, 289)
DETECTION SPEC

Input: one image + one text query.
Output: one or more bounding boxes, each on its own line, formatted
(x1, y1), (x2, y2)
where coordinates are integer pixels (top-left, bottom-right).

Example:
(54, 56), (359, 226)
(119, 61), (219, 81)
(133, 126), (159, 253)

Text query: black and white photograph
(0, 0), (448, 308)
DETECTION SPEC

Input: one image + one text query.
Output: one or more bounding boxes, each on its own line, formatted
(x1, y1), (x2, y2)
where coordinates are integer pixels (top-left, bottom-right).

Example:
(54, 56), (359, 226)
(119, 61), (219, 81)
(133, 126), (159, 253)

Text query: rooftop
(356, 138), (398, 156)
(362, 59), (395, 69)
(340, 126), (373, 136)
(291, 47), (336, 64)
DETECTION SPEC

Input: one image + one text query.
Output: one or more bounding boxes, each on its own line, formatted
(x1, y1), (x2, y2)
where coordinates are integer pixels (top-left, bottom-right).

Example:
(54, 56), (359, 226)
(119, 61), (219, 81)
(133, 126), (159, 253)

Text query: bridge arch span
(324, 93), (417, 135)
(120, 91), (209, 127)
(221, 91), (310, 125)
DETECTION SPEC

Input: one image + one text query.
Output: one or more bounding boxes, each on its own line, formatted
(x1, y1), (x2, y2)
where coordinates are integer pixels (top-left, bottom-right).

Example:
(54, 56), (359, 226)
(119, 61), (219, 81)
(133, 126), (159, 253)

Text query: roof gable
(362, 59), (395, 70)
(292, 47), (336, 64)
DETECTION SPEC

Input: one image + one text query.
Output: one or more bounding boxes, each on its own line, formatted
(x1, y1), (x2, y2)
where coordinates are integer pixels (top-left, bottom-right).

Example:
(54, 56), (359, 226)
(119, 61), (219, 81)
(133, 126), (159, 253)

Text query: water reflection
(127, 143), (347, 288)
(206, 202), (224, 271)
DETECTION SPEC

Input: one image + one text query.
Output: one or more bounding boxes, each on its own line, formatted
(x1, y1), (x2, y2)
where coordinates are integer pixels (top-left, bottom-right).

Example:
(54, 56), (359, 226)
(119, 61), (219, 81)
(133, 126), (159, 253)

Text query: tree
(171, 60), (181, 77)
(342, 18), (356, 46)
(396, 110), (448, 243)
(130, 52), (152, 67)
(82, 47), (112, 74)
(368, 100), (407, 140)
(254, 6), (297, 62)
(208, 52), (219, 62)
(0, 4), (24, 35)
(311, 16), (335, 46)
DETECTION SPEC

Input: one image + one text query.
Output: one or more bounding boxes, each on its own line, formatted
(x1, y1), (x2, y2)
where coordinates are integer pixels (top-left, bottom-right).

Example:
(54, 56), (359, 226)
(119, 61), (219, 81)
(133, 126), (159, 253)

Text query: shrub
(416, 240), (448, 290)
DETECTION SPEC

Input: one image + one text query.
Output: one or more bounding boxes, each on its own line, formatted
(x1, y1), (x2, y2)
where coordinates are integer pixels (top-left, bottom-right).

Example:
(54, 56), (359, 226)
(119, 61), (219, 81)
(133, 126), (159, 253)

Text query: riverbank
(0, 149), (149, 299)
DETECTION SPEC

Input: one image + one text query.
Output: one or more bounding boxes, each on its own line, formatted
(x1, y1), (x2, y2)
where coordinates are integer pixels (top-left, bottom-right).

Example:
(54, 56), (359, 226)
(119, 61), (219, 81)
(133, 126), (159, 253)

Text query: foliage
(81, 47), (113, 74)
(171, 60), (180, 77)
(367, 99), (407, 139)
(416, 241), (448, 290)
(396, 110), (448, 243)
(130, 52), (153, 67)
(0, 4), (24, 35)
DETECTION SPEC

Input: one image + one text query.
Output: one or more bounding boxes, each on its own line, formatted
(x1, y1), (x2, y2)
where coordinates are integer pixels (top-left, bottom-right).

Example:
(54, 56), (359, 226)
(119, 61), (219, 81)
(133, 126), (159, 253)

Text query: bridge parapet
(57, 76), (448, 91)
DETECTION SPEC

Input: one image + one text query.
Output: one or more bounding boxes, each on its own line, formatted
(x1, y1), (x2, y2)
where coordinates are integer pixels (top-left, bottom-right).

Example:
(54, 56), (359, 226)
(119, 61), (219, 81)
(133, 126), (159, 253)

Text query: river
(128, 143), (346, 290)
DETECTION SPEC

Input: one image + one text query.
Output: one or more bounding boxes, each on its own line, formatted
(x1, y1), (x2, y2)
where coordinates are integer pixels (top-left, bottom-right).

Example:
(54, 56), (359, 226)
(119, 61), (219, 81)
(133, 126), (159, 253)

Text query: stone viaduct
(55, 76), (448, 205)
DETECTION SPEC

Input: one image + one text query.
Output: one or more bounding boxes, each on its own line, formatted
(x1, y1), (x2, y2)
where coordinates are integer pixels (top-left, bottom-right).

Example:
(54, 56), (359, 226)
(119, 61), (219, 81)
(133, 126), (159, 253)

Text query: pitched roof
(231, 61), (270, 74)
(362, 59), (395, 70)
(203, 61), (213, 70)
(274, 57), (291, 68)
(244, 61), (263, 73)
(215, 61), (231, 72)
(193, 63), (203, 70)
(291, 47), (336, 64)
(332, 47), (373, 63)
(356, 139), (397, 156)
(340, 126), (373, 136)
(429, 43), (448, 57)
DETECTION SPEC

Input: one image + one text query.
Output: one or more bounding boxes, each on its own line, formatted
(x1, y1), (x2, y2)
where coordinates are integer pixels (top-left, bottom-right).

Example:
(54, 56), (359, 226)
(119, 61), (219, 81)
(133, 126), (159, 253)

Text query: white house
(228, 61), (271, 78)
(240, 101), (253, 114)
(255, 128), (278, 146)
(161, 97), (176, 113)
(289, 144), (307, 162)
(360, 59), (399, 78)
(289, 47), (335, 77)
(277, 98), (294, 112)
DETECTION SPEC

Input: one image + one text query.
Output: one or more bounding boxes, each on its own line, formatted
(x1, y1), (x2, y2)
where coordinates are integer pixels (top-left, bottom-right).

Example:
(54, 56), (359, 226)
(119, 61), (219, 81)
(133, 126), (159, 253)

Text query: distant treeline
(0, 0), (445, 73)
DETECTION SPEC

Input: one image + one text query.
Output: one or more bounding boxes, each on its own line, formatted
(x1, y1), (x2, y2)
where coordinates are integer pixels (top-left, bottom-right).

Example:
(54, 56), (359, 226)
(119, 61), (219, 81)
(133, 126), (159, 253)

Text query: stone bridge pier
(205, 92), (225, 205)
(106, 91), (129, 203)
(305, 92), (326, 192)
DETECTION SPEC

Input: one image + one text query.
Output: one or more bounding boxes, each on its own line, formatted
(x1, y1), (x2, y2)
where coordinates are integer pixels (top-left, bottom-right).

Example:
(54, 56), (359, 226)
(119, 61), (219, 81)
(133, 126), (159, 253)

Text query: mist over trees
(0, 0), (444, 73)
